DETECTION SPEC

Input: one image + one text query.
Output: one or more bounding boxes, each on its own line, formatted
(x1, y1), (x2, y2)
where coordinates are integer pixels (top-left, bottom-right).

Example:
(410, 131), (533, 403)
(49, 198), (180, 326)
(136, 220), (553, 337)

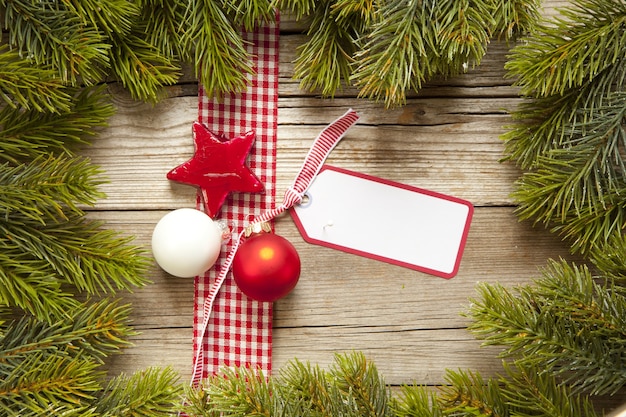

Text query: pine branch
(490, 0), (542, 40)
(0, 299), (134, 366)
(0, 85), (115, 164)
(184, 0), (254, 98)
(0, 45), (72, 113)
(95, 367), (183, 417)
(0, 0), (111, 86)
(294, 0), (369, 98)
(108, 30), (181, 103)
(0, 352), (103, 417)
(220, 0), (276, 31)
(505, 0), (626, 97)
(0, 156), (105, 223)
(393, 384), (444, 417)
(467, 259), (626, 395)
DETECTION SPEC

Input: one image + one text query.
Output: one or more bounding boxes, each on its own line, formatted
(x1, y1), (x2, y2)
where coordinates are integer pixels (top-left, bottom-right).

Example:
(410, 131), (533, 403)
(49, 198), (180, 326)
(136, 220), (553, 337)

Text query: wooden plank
(83, 93), (522, 211)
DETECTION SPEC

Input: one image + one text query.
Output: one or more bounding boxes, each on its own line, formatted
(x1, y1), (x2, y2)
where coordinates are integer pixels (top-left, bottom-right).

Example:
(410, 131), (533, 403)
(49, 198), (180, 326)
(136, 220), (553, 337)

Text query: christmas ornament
(151, 208), (223, 278)
(232, 229), (301, 302)
(167, 122), (264, 218)
(192, 108), (360, 384)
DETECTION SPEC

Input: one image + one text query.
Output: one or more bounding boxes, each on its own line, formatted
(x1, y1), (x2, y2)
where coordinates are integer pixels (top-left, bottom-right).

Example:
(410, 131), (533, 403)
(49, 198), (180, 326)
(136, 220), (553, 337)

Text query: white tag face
(290, 166), (473, 278)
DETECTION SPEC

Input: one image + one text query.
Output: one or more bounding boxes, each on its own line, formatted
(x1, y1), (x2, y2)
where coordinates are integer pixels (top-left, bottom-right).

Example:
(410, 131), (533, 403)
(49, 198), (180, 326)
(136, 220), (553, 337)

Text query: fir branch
(1, 0), (111, 85)
(95, 367), (183, 417)
(467, 259), (626, 395)
(0, 352), (103, 417)
(430, 0), (494, 74)
(191, 366), (275, 416)
(331, 351), (392, 417)
(502, 61), (626, 169)
(186, 353), (394, 416)
(1, 214), (150, 297)
(393, 384), (444, 417)
(505, 0), (626, 97)
(273, 0), (317, 19)
(0, 85), (115, 164)
(510, 92), (626, 253)
(220, 0), (276, 31)
(0, 45), (72, 113)
(294, 0), (367, 98)
(0, 299), (134, 366)
(351, 0), (431, 107)
(437, 364), (598, 417)
(140, 0), (189, 61)
(500, 364), (599, 417)
(184, 0), (254, 98)
(0, 255), (79, 321)
(108, 31), (181, 103)
(0, 156), (105, 223)
(279, 358), (346, 415)
(490, 0), (542, 40)
(438, 368), (510, 416)
(331, 0), (376, 24)
(590, 233), (626, 283)
(66, 0), (137, 37)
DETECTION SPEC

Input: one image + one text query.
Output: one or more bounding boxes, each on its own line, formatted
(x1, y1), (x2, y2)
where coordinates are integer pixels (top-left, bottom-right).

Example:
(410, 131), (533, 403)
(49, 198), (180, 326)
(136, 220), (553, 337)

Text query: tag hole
(299, 193), (312, 207)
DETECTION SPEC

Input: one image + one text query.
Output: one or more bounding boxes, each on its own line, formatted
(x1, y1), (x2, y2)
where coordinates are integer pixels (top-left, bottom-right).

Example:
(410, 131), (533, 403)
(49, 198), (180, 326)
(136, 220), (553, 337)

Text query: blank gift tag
(290, 166), (473, 278)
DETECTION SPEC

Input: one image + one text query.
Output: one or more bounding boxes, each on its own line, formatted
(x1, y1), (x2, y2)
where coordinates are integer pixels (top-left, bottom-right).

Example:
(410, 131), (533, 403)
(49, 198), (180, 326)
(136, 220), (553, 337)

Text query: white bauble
(151, 208), (222, 278)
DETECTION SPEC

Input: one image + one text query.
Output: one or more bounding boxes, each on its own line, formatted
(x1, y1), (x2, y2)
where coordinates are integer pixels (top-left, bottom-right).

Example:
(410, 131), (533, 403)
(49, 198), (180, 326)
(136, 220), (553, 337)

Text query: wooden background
(85, 0), (621, 412)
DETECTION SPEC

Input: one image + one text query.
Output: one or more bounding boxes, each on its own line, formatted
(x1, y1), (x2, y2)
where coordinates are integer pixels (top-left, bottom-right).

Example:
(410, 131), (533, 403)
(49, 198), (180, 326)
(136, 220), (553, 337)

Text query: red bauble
(232, 232), (301, 302)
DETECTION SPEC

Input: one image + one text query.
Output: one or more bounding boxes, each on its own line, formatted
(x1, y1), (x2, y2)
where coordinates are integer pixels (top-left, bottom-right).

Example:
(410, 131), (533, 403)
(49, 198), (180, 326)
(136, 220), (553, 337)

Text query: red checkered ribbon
(192, 18), (360, 386)
(194, 21), (279, 381)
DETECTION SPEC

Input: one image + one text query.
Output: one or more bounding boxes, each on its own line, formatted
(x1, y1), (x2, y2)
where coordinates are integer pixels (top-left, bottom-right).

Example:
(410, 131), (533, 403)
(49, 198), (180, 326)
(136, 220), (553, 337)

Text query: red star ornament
(167, 122), (264, 218)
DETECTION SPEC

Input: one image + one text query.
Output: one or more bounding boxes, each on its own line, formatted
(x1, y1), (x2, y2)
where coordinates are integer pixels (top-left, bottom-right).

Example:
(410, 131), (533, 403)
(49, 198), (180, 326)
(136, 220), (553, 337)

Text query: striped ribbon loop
(191, 108), (359, 385)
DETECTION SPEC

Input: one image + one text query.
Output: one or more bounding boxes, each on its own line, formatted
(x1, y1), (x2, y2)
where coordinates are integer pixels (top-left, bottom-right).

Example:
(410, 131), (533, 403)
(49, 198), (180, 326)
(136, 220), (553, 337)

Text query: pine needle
(467, 259), (626, 396)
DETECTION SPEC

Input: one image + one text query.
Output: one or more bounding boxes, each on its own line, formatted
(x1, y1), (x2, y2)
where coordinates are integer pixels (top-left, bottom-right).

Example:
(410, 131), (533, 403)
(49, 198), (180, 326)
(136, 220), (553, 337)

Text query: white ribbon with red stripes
(191, 108), (360, 385)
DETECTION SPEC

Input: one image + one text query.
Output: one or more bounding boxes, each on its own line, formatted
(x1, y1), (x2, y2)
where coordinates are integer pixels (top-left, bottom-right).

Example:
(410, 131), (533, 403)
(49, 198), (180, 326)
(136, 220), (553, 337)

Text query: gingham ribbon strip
(192, 107), (360, 385)
(194, 21), (279, 382)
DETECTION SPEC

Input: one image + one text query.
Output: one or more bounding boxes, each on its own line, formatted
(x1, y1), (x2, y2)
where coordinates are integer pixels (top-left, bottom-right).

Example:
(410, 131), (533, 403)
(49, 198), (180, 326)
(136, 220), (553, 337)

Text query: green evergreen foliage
(184, 352), (393, 417)
(0, 0), (623, 414)
(183, 352), (600, 416)
(468, 259), (626, 396)
(503, 0), (626, 254)
(0, 0), (540, 105)
(0, 299), (183, 416)
(0, 2), (185, 409)
(289, 0), (541, 107)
